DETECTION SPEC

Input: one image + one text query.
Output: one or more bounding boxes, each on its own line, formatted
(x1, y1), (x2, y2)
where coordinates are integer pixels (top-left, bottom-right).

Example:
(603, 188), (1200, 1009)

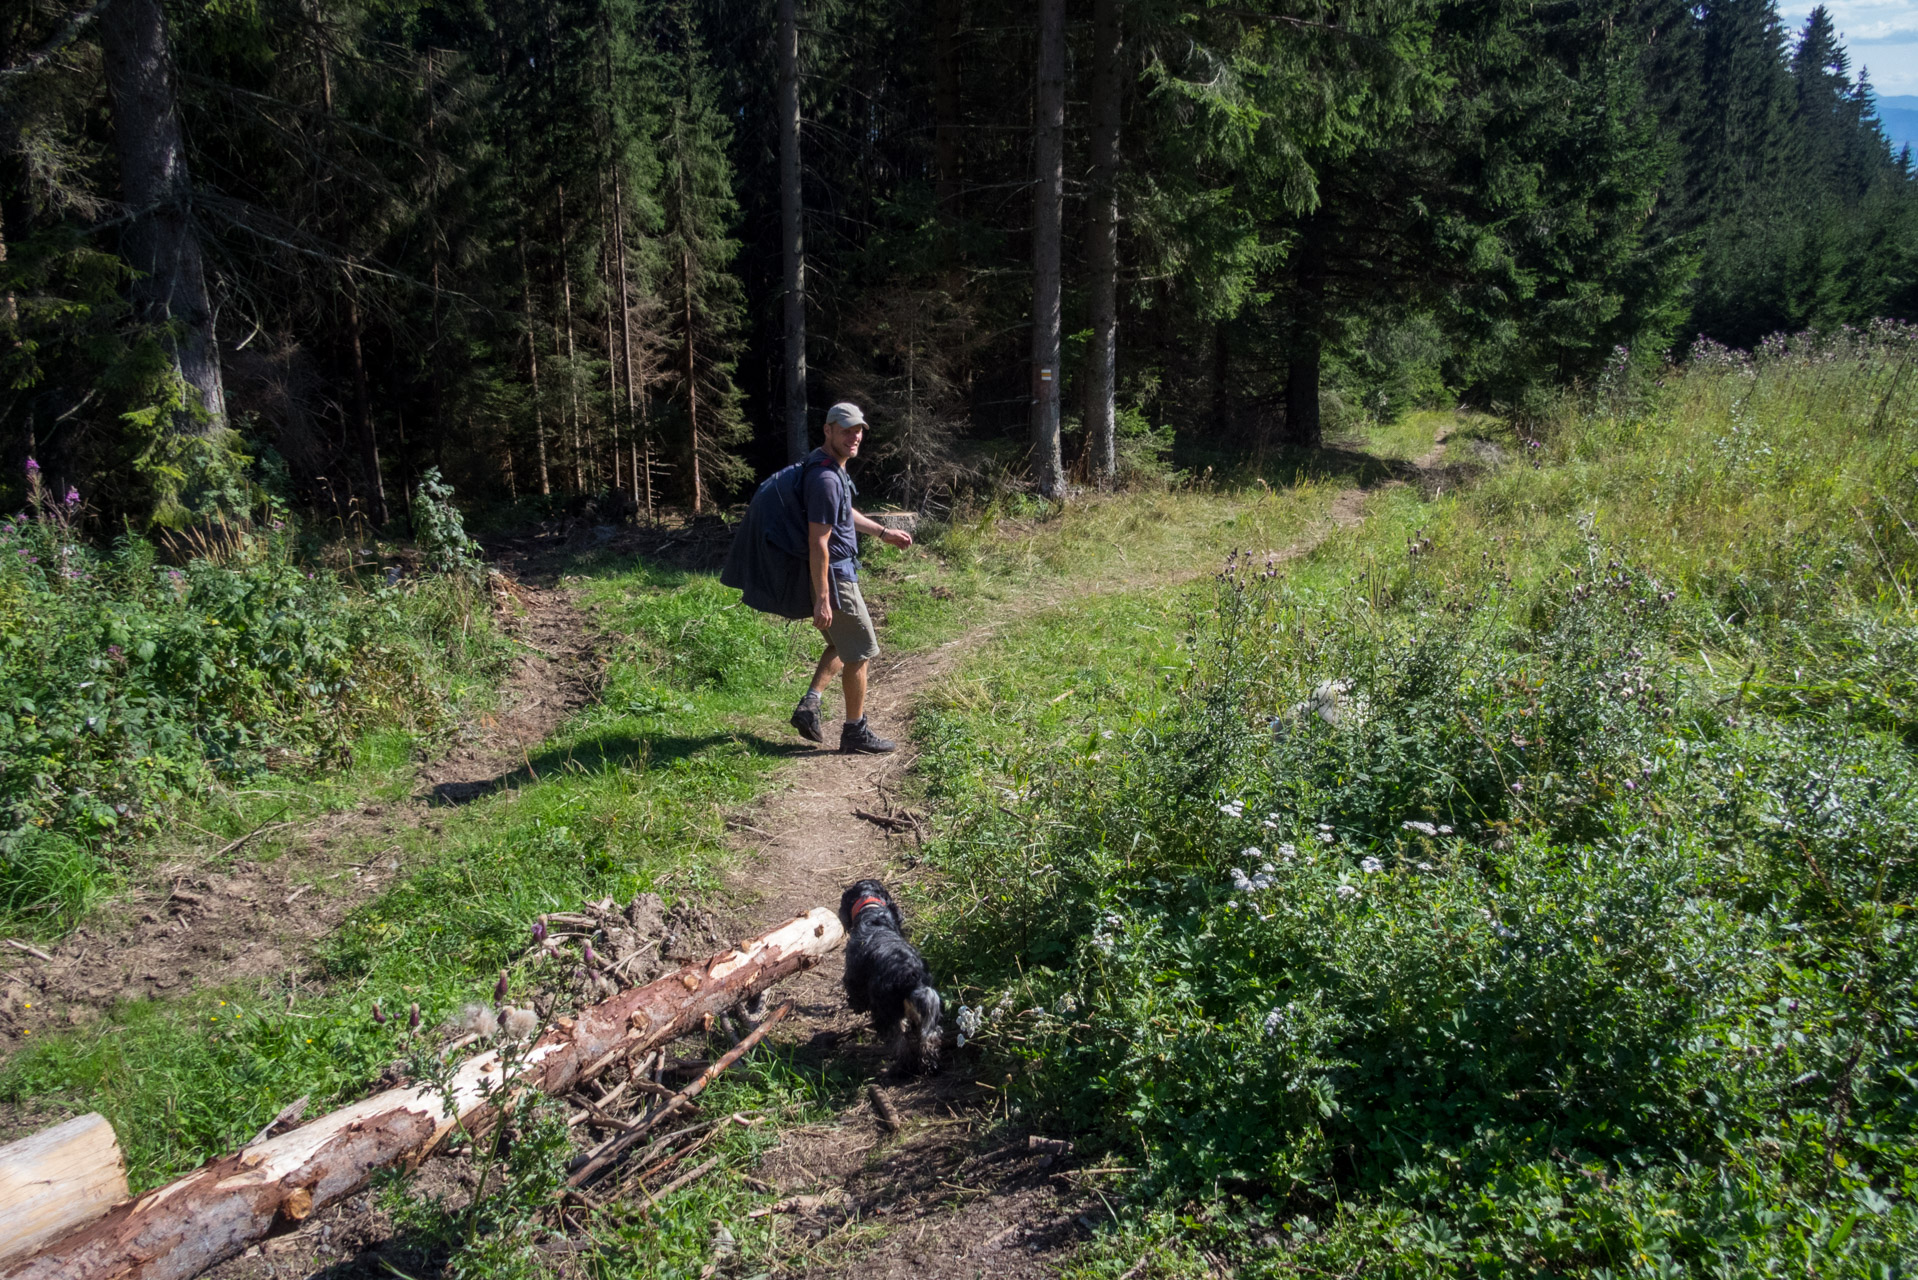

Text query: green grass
(915, 329), (1918, 1277)
(0, 457), (1355, 1209)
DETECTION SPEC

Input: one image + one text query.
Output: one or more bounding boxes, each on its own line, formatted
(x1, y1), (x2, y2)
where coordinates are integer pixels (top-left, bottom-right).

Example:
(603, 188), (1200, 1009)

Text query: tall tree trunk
(314, 25), (385, 524)
(1029, 0), (1066, 500)
(1284, 331), (1322, 450)
(602, 229), (623, 496)
(425, 48), (447, 477)
(1213, 319), (1232, 429)
(933, 0), (961, 214)
(555, 183), (585, 493)
(344, 290), (386, 525)
(684, 248), (703, 514)
(612, 169), (648, 516)
(778, 0), (809, 463)
(99, 0), (227, 436)
(1084, 0), (1121, 484)
(519, 235), (552, 496)
(1283, 219), (1324, 450)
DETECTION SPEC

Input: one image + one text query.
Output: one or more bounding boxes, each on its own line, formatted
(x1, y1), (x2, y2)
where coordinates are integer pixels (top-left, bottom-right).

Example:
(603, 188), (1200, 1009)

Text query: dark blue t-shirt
(801, 448), (858, 580)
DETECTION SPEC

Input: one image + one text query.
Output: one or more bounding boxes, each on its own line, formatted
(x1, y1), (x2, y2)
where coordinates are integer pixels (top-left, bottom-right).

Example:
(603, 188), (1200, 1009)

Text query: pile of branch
(0, 907), (844, 1280)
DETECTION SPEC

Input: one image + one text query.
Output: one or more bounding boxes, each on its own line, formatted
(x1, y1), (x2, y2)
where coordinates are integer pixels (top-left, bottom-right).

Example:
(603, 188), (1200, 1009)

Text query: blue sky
(1784, 0), (1918, 96)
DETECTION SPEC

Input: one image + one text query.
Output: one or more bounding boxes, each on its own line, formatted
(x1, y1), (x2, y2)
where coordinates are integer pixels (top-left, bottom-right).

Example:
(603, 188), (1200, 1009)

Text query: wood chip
(248, 1095), (310, 1147)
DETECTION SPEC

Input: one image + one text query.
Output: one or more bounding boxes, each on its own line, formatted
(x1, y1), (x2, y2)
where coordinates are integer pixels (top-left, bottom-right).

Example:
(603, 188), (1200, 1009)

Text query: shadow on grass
(428, 731), (817, 806)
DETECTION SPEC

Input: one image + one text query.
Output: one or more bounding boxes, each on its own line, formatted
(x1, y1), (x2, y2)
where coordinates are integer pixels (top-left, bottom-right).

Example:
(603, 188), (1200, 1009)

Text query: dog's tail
(904, 985), (943, 1070)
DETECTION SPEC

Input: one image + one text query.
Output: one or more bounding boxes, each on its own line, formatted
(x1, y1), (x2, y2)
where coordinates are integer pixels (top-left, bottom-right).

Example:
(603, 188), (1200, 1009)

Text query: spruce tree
(656, 0), (749, 513)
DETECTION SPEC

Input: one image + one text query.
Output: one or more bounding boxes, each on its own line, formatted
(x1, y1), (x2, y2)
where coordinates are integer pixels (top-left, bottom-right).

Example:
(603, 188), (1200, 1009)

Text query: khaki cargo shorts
(825, 577), (881, 664)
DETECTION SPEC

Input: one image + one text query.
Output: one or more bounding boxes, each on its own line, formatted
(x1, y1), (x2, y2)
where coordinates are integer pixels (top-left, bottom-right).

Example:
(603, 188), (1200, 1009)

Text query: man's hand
(879, 527), (913, 550)
(813, 596), (834, 635)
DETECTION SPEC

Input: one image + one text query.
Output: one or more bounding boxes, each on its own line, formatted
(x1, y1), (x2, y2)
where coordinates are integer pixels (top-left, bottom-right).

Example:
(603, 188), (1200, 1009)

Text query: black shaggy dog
(839, 880), (942, 1073)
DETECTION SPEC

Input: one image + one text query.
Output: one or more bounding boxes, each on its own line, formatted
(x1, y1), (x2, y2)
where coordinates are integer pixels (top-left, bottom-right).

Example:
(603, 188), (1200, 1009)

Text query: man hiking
(790, 402), (914, 753)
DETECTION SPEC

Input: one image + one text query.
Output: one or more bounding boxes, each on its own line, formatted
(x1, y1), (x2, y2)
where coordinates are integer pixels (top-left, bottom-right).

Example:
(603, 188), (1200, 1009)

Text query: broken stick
(569, 1001), (792, 1189)
(1, 910), (841, 1280)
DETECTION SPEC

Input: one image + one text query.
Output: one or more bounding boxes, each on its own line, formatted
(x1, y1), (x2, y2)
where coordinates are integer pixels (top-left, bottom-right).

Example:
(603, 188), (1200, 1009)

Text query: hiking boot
(840, 717), (896, 754)
(790, 698), (825, 745)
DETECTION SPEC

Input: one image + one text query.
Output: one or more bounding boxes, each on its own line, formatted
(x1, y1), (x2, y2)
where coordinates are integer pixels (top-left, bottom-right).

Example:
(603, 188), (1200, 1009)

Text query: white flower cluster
(1230, 847), (1279, 894)
(1263, 1004), (1293, 1037)
(1317, 822), (1337, 844)
(955, 1004), (983, 1047)
(1336, 883), (1360, 900)
(1091, 912), (1124, 953)
(1219, 798), (1246, 818)
(1360, 856), (1383, 874)
(1400, 820), (1455, 837)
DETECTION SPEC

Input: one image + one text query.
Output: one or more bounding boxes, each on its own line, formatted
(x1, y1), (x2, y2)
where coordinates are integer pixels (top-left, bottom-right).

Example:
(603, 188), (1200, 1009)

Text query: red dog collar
(848, 895), (890, 919)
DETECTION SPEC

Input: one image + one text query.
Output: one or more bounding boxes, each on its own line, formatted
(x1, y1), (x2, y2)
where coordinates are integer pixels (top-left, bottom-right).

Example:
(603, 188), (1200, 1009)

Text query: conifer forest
(5, 1), (1918, 1277)
(3, 0), (1914, 523)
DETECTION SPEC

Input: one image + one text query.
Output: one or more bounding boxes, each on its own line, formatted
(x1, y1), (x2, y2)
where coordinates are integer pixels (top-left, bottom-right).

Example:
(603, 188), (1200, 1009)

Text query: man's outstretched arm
(852, 508), (913, 548)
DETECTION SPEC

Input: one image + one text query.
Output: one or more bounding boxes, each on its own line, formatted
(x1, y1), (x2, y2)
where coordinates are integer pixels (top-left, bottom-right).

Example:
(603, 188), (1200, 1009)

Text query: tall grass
(921, 326), (1918, 1277)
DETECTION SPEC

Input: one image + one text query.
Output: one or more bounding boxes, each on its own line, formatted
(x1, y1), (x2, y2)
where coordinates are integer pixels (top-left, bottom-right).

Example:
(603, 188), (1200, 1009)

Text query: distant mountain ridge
(1877, 94), (1918, 156)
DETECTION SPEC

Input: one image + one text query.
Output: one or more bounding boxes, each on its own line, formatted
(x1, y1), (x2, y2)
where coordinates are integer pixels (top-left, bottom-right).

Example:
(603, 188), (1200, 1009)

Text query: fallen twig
(851, 808), (919, 834)
(2, 939), (53, 963)
(868, 1085), (900, 1133)
(573, 1097), (639, 1133)
(646, 1153), (720, 1201)
(568, 1002), (791, 1188)
(213, 807), (292, 859)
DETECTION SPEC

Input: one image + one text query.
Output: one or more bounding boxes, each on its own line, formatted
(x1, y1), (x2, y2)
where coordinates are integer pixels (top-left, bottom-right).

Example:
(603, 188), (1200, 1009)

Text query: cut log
(2, 908), (844, 1280)
(0, 1114), (129, 1267)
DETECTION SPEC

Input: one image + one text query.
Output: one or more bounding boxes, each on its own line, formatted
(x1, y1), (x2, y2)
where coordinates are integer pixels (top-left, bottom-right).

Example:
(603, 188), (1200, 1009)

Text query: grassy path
(0, 417), (1458, 1278)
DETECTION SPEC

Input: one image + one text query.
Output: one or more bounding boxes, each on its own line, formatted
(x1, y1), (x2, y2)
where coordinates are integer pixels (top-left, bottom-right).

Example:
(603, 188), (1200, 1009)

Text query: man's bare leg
(791, 646), (841, 744)
(809, 646), (843, 699)
(842, 659), (867, 723)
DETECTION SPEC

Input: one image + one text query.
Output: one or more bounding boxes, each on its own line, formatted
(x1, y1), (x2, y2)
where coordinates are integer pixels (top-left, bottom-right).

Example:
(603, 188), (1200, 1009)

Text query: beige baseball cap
(825, 402), (867, 429)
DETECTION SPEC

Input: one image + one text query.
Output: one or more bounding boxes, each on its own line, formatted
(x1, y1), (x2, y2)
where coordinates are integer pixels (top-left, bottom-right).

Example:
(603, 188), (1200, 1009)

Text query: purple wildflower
(493, 969), (509, 1005)
(24, 458), (38, 474)
(63, 487), (79, 507)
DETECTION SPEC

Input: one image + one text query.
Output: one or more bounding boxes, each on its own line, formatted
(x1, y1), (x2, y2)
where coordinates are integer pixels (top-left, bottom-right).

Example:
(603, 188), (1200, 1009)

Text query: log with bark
(0, 907), (843, 1280)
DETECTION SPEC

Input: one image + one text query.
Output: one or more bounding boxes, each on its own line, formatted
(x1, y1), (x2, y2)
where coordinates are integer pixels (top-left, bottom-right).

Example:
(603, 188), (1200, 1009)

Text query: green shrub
(923, 329), (1918, 1275)
(0, 495), (506, 927)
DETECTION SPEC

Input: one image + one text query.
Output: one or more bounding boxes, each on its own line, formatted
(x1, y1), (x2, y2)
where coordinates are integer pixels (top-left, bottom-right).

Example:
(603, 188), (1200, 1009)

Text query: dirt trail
(725, 486), (1375, 1278)
(0, 568), (600, 1060)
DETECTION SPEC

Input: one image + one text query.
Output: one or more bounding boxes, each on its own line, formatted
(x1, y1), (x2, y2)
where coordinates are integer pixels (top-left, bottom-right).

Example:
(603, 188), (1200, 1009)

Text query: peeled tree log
(0, 1114), (129, 1266)
(2, 907), (843, 1280)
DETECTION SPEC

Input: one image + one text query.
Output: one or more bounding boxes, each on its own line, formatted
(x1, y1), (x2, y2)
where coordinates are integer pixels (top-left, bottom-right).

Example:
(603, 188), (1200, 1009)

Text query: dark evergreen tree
(656, 0), (749, 513)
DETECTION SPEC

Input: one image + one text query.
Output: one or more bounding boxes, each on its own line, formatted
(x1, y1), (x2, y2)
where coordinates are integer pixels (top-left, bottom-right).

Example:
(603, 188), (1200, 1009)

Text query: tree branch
(0, 0), (115, 80)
